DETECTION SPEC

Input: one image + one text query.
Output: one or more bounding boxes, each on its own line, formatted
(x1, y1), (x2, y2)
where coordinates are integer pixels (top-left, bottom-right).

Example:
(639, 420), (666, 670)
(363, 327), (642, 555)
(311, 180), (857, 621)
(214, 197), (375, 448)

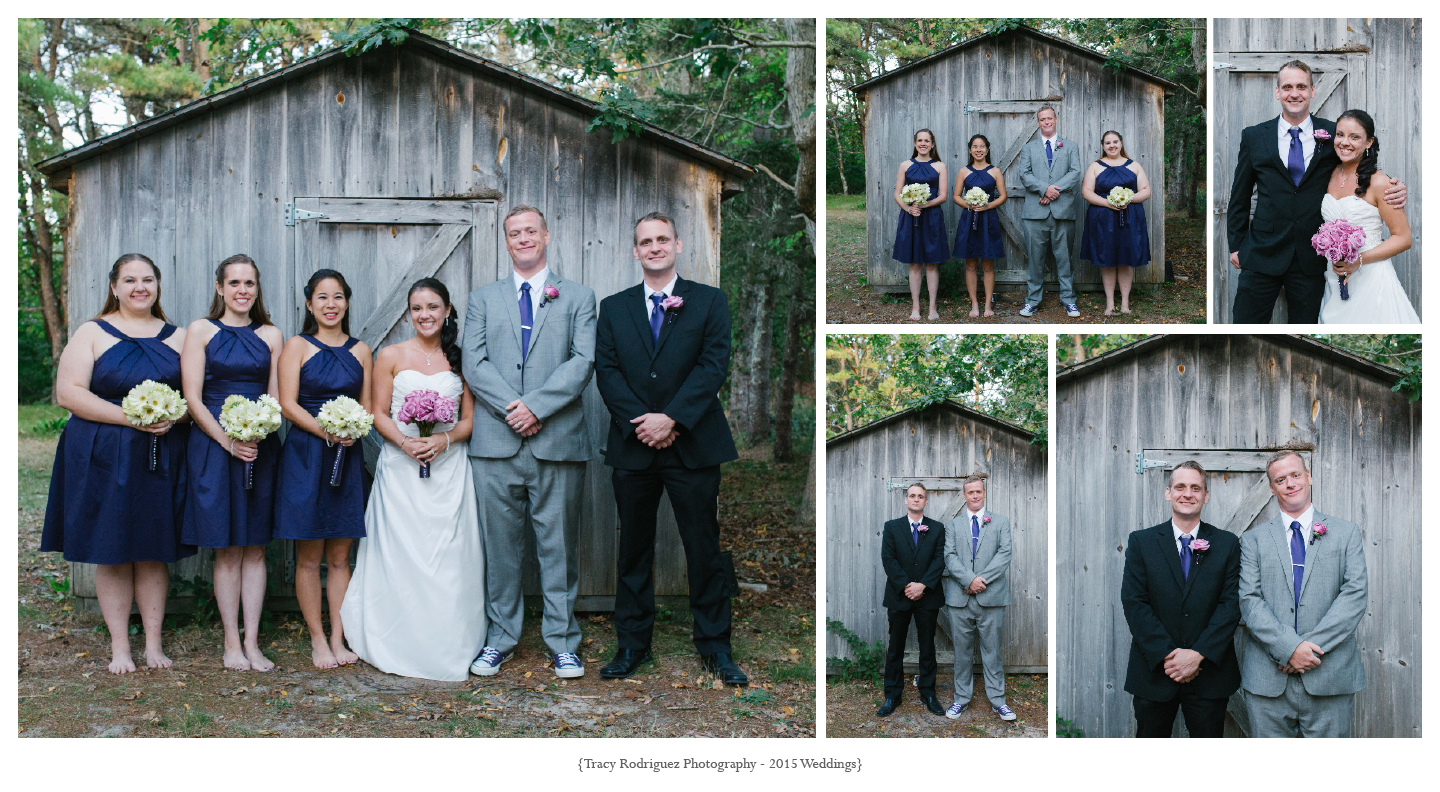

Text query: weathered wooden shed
(1056, 334), (1421, 737)
(35, 32), (754, 613)
(1213, 18), (1423, 323)
(853, 25), (1176, 295)
(825, 401), (1048, 675)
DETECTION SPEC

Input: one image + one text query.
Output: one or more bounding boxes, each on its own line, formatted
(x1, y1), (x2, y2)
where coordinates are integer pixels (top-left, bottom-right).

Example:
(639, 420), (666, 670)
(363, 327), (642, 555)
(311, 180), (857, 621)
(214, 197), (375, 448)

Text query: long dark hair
(1335, 109), (1378, 197)
(206, 254), (272, 325)
(301, 269), (353, 336)
(92, 253), (169, 323)
(407, 277), (461, 373)
(911, 128), (938, 161)
(1101, 130), (1131, 160)
(966, 134), (991, 167)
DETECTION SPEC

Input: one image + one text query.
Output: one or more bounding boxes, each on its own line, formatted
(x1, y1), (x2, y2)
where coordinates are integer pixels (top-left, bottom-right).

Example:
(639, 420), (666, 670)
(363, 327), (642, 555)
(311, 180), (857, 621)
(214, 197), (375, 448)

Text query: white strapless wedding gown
(1318, 194), (1419, 324)
(340, 370), (486, 681)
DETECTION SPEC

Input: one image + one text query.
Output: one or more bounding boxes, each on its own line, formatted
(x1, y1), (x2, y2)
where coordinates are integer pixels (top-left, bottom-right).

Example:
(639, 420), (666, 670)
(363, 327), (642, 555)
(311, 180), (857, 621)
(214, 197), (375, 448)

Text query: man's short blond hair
(1265, 450), (1308, 477)
(1036, 104), (1057, 119)
(504, 204), (547, 230)
(962, 474), (987, 492)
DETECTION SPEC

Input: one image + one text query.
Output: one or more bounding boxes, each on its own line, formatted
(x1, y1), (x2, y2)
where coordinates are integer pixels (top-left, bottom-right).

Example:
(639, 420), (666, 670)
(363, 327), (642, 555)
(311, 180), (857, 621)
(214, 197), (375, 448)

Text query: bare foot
(1121, 305), (1132, 314)
(969, 306), (980, 318)
(311, 638), (338, 669)
(1104, 308), (1116, 316)
(245, 646), (275, 672)
(909, 311), (922, 321)
(927, 312), (940, 321)
(144, 647), (173, 670)
(332, 642), (359, 666)
(983, 306), (996, 318)
(224, 647), (251, 671)
(108, 652), (137, 675)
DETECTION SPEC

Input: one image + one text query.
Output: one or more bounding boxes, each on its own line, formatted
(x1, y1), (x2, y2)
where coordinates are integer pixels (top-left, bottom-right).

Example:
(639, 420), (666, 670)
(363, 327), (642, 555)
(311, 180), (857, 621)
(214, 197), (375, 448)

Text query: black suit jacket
(1227, 115), (1337, 277)
(1121, 520), (1242, 702)
(595, 276), (739, 471)
(881, 516), (946, 611)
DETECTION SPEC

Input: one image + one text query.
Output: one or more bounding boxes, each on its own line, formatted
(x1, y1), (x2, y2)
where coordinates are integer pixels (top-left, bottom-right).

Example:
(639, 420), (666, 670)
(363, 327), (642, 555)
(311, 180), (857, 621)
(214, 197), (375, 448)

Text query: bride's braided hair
(1336, 109), (1378, 198)
(407, 277), (462, 373)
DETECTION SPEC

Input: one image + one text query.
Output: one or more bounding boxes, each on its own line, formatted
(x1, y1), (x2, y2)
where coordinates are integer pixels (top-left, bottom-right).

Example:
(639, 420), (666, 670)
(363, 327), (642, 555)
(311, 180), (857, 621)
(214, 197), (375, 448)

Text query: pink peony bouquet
(396, 389), (457, 478)
(1311, 218), (1366, 300)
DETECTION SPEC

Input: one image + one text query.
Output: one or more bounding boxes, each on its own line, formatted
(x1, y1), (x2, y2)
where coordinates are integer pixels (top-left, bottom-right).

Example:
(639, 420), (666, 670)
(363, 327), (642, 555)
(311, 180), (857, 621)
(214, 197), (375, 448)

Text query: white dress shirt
(964, 507), (986, 560)
(1277, 114), (1316, 170)
(512, 266), (550, 322)
(1040, 132), (1059, 163)
(643, 274), (678, 321)
(1280, 505), (1316, 547)
(1172, 521), (1202, 556)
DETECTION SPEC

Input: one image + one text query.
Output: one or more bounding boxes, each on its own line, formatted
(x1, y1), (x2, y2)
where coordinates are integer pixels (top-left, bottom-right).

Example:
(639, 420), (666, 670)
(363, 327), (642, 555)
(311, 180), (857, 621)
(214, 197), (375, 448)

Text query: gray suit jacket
(460, 272), (596, 462)
(1017, 136), (1081, 220)
(942, 510), (1012, 607)
(1238, 510), (1368, 697)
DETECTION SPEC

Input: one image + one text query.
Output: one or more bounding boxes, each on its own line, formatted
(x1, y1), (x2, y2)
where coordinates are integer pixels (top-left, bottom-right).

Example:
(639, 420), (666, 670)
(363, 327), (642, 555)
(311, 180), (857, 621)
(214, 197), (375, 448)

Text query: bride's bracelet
(444, 431), (451, 452)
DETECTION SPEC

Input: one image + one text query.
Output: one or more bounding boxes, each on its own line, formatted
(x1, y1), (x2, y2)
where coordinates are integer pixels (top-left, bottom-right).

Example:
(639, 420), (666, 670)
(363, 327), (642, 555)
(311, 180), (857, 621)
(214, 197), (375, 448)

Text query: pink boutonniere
(661, 294), (684, 324)
(1313, 129), (1332, 142)
(1190, 538), (1210, 552)
(1054, 140), (1063, 149)
(1310, 523), (1328, 545)
(539, 283), (560, 308)
(982, 515), (992, 524)
(916, 523), (929, 533)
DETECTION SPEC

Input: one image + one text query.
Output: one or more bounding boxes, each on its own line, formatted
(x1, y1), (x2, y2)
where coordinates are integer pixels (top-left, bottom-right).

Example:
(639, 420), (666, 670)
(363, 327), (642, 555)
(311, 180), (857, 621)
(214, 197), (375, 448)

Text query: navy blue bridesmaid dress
(952, 165), (1006, 260)
(274, 336), (367, 541)
(1080, 159), (1151, 268)
(41, 321), (195, 565)
(182, 319), (279, 548)
(892, 160), (951, 264)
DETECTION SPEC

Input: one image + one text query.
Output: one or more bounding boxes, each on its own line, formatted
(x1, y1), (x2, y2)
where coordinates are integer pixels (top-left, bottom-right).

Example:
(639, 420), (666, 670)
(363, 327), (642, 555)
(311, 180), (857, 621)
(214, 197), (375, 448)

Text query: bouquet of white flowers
(963, 186), (990, 230)
(900, 183), (931, 228)
(121, 379), (187, 472)
(219, 393), (283, 489)
(315, 396), (373, 486)
(1107, 186), (1136, 228)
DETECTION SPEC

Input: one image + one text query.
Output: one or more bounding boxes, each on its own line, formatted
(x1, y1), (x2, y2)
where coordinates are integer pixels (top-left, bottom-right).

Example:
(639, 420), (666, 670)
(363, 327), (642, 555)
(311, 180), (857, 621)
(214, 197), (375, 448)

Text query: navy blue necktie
(1288, 127), (1305, 186)
(971, 515), (980, 562)
(1045, 139), (1053, 168)
(911, 522), (920, 548)
(519, 282), (533, 360)
(1180, 534), (1193, 580)
(1290, 521), (1306, 629)
(649, 293), (665, 343)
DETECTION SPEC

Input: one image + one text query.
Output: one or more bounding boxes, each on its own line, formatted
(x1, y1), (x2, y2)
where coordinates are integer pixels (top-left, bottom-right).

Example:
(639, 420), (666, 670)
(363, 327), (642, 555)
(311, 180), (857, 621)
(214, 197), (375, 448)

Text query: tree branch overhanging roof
(827, 399), (1035, 448)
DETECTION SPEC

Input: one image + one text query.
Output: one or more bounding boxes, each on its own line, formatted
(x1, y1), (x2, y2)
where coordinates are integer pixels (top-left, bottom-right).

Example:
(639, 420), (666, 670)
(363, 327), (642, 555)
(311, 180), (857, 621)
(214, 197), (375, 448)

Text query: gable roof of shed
(1056, 334), (1405, 386)
(827, 399), (1035, 448)
(851, 24), (1181, 94)
(35, 31), (756, 189)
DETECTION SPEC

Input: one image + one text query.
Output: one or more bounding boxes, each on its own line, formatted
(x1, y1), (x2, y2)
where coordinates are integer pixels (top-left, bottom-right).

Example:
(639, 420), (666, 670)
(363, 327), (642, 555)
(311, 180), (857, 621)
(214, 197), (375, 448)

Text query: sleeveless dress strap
(207, 317), (226, 330)
(1124, 159), (1134, 166)
(341, 337), (361, 351)
(93, 319), (127, 340)
(300, 334), (325, 350)
(155, 324), (178, 341)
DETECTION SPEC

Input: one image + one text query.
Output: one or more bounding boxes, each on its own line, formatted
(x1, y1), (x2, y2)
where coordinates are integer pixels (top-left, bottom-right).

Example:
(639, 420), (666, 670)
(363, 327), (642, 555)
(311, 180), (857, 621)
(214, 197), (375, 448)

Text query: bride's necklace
(417, 340), (443, 367)
(1339, 165), (1359, 191)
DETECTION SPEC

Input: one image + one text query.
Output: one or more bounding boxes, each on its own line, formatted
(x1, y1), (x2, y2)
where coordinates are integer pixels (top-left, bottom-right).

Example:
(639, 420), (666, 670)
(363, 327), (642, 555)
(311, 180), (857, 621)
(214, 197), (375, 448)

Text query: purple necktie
(971, 515), (980, 562)
(1180, 534), (1193, 580)
(519, 282), (533, 360)
(649, 293), (665, 344)
(1287, 127), (1305, 186)
(911, 522), (920, 548)
(1290, 521), (1306, 630)
(1046, 139), (1053, 168)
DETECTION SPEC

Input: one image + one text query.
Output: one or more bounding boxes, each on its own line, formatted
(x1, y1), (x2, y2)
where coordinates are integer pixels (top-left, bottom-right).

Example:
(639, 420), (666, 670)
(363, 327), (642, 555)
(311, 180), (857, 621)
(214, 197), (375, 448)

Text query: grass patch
(827, 193), (865, 211)
(768, 662), (814, 684)
(19, 404), (69, 435)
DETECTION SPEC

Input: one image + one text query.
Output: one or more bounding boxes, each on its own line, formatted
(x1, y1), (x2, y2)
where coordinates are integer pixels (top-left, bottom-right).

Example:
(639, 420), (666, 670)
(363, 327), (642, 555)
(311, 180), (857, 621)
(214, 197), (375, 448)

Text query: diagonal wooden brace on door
(353, 223), (472, 350)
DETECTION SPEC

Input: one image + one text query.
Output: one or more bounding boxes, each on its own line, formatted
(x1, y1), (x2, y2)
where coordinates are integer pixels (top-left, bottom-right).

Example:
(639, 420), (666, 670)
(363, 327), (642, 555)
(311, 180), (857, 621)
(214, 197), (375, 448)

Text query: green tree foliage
(1311, 334), (1422, 403)
(1056, 334), (1152, 367)
(827, 334), (1047, 444)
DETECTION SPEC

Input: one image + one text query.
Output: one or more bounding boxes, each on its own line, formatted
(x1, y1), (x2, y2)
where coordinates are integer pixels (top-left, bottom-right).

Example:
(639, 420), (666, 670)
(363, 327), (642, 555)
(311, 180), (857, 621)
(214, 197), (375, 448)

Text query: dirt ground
(16, 406), (816, 738)
(825, 195), (1206, 325)
(826, 673), (1048, 738)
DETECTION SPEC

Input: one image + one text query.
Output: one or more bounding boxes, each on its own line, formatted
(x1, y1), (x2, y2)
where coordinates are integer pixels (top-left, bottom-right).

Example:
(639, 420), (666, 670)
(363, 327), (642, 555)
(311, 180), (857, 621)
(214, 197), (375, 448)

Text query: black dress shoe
(599, 648), (653, 679)
(700, 652), (749, 686)
(920, 694), (945, 716)
(876, 697), (901, 717)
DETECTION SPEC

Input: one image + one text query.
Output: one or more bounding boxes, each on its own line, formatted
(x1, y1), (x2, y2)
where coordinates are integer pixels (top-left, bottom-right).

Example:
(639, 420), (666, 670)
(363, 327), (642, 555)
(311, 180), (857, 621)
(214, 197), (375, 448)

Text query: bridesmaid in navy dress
(42, 254), (192, 674)
(951, 134), (1009, 318)
(181, 254), (284, 671)
(892, 128), (950, 320)
(1080, 130), (1152, 315)
(275, 269), (373, 669)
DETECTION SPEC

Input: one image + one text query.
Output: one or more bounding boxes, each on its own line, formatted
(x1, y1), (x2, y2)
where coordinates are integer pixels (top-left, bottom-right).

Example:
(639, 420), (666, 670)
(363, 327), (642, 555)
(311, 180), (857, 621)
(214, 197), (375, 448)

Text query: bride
(340, 277), (486, 680)
(1319, 109), (1419, 324)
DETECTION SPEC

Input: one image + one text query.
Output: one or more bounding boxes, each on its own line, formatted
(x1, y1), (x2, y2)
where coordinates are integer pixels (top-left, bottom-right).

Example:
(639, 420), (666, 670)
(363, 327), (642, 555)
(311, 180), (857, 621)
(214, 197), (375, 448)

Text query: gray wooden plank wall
(826, 406), (1049, 672)
(1057, 335), (1421, 737)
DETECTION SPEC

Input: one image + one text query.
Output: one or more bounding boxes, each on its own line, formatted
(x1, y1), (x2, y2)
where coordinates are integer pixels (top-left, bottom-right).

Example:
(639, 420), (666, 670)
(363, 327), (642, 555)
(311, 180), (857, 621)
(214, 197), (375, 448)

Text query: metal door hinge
(1135, 452), (1169, 474)
(1213, 62), (1236, 71)
(285, 202), (326, 226)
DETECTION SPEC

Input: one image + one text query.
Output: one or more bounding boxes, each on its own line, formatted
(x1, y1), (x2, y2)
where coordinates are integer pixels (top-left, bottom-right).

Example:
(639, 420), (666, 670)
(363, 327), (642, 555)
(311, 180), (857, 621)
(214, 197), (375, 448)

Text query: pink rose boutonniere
(982, 516), (992, 524)
(661, 294), (684, 324)
(540, 283), (560, 308)
(1313, 129), (1332, 142)
(1310, 523), (1328, 545)
(916, 523), (929, 533)
(1190, 539), (1210, 552)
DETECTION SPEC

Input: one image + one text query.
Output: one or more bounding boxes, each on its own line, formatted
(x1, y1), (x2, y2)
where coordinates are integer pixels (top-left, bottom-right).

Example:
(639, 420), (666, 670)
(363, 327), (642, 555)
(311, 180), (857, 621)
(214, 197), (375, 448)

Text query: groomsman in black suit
(1120, 461), (1241, 737)
(594, 212), (746, 685)
(877, 483), (947, 717)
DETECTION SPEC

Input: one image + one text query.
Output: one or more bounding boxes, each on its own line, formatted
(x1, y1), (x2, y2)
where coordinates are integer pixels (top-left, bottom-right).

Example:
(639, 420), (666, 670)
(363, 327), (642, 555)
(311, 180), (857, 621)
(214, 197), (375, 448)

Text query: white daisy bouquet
(121, 380), (187, 472)
(963, 186), (990, 208)
(900, 182), (931, 228)
(1106, 185), (1135, 209)
(315, 396), (373, 486)
(219, 393), (283, 489)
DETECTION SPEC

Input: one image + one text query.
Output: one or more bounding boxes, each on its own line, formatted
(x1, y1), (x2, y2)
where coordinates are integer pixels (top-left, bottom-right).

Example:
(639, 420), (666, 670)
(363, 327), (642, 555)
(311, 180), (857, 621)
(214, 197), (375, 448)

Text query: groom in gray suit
(1017, 105), (1082, 318)
(941, 475), (1016, 722)
(461, 205), (597, 680)
(1239, 450), (1368, 737)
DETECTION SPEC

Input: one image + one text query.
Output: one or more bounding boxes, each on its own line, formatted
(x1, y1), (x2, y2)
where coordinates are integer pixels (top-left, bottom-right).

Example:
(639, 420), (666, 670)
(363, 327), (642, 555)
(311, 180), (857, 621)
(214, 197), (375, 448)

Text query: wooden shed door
(1211, 53), (1367, 323)
(958, 101), (1051, 288)
(1139, 448), (1314, 738)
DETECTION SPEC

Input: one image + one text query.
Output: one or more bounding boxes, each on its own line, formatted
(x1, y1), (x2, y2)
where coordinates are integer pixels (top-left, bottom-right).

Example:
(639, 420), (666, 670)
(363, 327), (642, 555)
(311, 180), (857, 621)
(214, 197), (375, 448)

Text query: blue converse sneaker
(1019, 303), (1038, 317)
(946, 701), (967, 720)
(1064, 303), (1080, 318)
(469, 647), (511, 676)
(994, 704), (1017, 721)
(553, 652), (585, 678)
